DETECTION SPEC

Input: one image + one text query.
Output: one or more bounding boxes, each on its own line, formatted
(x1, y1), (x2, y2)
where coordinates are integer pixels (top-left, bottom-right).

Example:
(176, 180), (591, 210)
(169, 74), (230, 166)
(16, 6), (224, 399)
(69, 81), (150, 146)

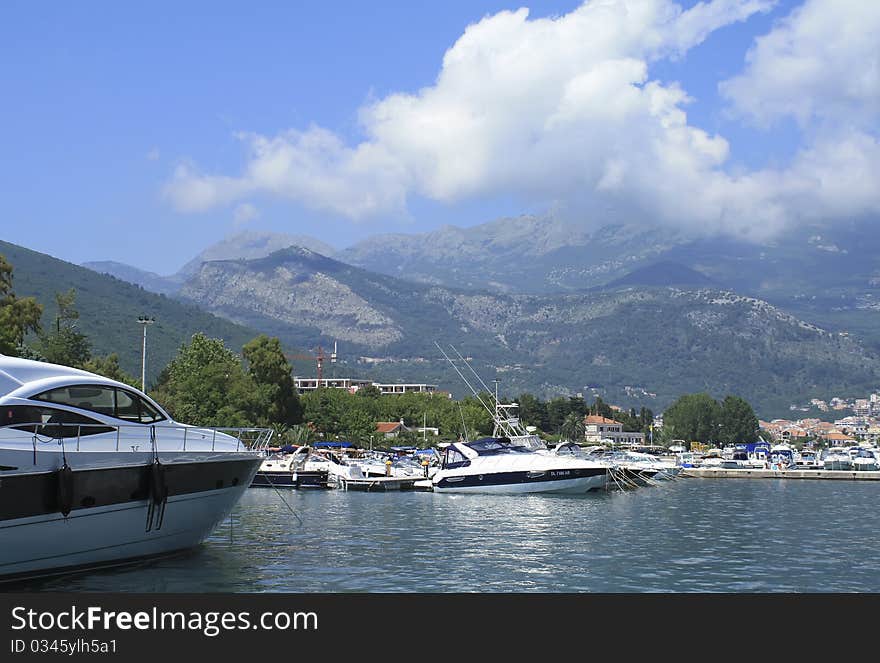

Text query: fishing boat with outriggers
(430, 344), (607, 494)
(0, 355), (271, 581)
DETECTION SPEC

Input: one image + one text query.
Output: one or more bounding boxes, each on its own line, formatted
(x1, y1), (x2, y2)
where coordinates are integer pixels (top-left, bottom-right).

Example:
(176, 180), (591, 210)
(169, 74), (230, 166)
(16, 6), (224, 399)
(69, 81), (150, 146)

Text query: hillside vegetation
(0, 240), (260, 385)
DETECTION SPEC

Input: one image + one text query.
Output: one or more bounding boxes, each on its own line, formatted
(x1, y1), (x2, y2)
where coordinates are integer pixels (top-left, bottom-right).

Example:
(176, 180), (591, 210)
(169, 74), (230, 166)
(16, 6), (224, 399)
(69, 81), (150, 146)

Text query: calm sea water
(13, 477), (880, 593)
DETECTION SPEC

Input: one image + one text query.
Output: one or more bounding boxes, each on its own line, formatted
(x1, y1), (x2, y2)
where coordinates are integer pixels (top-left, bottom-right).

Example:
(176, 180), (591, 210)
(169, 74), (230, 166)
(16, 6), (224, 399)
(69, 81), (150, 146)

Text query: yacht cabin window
(32, 385), (165, 424)
(2, 405), (114, 437)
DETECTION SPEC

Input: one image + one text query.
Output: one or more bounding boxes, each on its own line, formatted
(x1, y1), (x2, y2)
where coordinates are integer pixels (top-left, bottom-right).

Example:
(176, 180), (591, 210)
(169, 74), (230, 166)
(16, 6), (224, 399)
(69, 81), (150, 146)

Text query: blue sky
(1, 0), (876, 275)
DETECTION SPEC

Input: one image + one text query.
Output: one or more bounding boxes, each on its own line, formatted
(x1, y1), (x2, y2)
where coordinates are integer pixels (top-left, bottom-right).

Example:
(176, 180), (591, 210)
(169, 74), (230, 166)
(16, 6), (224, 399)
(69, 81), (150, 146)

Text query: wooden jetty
(334, 475), (423, 491)
(682, 467), (880, 481)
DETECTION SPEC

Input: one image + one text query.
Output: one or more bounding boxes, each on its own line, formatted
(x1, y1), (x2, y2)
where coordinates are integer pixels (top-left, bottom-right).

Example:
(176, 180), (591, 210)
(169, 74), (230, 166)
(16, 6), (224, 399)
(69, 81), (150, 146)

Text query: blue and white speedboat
(431, 437), (607, 494)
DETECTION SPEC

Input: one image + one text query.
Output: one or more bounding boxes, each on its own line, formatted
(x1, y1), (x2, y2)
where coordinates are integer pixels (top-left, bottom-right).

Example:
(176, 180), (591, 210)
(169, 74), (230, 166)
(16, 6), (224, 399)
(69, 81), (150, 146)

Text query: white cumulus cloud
(720, 0), (880, 128)
(163, 0), (879, 239)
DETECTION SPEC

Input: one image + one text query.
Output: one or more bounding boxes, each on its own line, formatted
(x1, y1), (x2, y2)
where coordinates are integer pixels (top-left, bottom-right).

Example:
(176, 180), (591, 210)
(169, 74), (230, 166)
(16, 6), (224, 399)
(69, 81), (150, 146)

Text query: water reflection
(11, 479), (880, 593)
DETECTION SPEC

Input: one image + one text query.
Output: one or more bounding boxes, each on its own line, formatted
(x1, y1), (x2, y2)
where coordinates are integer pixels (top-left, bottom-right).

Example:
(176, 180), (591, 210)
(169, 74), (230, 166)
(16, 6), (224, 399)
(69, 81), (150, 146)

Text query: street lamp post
(137, 316), (155, 392)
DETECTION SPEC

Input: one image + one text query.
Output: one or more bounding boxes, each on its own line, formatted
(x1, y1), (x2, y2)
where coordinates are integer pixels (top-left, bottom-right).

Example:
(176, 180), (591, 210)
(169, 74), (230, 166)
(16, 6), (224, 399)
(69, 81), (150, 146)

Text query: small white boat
(251, 446), (332, 488)
(851, 448), (880, 472)
(821, 447), (853, 471)
(794, 448), (821, 469)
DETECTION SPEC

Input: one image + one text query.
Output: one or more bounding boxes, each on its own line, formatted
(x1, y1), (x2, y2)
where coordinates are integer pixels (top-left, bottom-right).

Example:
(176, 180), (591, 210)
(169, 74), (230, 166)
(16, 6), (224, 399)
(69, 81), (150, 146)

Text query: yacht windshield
(465, 438), (531, 455)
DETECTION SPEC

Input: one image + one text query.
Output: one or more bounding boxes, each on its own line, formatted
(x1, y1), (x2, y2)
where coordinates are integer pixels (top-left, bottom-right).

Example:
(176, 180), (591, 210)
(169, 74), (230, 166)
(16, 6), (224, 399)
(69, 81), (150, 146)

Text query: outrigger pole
(434, 342), (519, 438)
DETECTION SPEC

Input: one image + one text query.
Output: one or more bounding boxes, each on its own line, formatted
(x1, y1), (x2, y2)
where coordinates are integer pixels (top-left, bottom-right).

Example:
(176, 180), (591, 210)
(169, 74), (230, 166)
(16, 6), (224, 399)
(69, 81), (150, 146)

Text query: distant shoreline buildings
(760, 414), (880, 446)
(293, 376), (444, 396)
(792, 391), (880, 416)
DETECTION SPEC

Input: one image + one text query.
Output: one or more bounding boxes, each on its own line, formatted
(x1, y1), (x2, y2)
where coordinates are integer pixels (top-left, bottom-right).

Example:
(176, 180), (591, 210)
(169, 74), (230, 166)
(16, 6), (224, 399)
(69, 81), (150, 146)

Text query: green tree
(301, 388), (349, 438)
(242, 335), (302, 425)
(663, 393), (721, 446)
(515, 392), (547, 430)
(37, 289), (91, 367)
(150, 333), (258, 426)
(356, 384), (382, 399)
(0, 255), (43, 355)
(339, 405), (377, 444)
(568, 396), (588, 418)
(81, 353), (140, 388)
(546, 397), (571, 433)
(560, 412), (586, 441)
(718, 395), (759, 445)
(436, 396), (491, 442)
(588, 397), (614, 418)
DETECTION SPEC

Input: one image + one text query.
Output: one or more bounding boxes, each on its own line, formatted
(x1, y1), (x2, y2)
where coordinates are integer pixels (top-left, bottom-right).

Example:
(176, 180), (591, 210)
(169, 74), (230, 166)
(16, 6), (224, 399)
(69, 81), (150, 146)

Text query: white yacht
(793, 448), (821, 469)
(0, 355), (270, 581)
(821, 447), (853, 471)
(851, 447), (880, 472)
(431, 343), (607, 493)
(431, 436), (607, 494)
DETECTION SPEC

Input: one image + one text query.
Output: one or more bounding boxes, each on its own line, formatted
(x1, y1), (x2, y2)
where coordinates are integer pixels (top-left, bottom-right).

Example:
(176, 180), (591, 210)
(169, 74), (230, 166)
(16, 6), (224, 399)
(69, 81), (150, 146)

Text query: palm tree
(560, 412), (585, 442)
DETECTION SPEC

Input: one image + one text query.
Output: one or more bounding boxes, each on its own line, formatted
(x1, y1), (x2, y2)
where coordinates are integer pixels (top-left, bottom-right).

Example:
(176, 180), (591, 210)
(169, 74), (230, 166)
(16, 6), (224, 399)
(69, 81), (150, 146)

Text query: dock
(682, 467), (880, 480)
(335, 476), (427, 491)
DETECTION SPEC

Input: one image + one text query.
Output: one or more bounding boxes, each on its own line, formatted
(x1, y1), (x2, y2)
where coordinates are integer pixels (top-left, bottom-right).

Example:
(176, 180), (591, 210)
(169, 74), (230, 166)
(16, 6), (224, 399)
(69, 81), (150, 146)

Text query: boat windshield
(465, 438), (531, 456)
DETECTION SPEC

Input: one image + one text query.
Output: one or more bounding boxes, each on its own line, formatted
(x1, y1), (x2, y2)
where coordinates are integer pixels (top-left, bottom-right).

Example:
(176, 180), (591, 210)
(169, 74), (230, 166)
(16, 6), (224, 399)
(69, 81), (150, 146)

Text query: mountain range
(173, 244), (880, 417)
(10, 213), (880, 419)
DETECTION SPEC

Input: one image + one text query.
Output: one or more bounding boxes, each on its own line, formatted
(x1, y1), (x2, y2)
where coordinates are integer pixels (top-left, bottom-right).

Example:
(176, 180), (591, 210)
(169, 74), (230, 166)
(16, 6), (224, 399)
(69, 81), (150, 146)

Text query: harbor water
(13, 478), (880, 593)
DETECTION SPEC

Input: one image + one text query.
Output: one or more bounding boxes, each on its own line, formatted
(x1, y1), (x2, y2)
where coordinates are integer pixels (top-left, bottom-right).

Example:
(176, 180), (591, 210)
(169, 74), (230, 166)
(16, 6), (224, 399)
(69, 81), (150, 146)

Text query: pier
(682, 467), (880, 480)
(334, 476), (425, 491)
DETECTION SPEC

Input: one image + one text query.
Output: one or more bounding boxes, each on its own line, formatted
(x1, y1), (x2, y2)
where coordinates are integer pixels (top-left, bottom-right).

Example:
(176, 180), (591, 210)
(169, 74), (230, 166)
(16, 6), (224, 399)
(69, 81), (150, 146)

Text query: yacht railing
(1, 421), (274, 453)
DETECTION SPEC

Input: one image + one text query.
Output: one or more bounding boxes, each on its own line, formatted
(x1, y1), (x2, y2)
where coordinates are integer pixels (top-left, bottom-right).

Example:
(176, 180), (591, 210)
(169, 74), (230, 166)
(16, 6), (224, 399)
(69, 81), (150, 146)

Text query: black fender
(56, 463), (74, 517)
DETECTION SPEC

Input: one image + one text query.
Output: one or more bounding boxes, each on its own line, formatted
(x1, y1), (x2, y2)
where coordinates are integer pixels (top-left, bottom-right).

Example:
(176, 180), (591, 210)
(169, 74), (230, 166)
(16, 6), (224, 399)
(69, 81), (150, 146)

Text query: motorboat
(578, 446), (672, 485)
(720, 446), (759, 469)
(431, 436), (608, 494)
(615, 449), (681, 479)
(769, 443), (796, 470)
(821, 447), (853, 471)
(250, 445), (332, 488)
(326, 451), (438, 486)
(746, 441), (772, 467)
(793, 448), (821, 469)
(851, 447), (880, 472)
(0, 355), (270, 581)
(675, 451), (702, 468)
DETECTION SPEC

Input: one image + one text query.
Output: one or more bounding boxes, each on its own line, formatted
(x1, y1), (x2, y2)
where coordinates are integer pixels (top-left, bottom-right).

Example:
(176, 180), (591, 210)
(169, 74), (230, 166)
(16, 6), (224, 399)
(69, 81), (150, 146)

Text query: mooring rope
(262, 466), (304, 526)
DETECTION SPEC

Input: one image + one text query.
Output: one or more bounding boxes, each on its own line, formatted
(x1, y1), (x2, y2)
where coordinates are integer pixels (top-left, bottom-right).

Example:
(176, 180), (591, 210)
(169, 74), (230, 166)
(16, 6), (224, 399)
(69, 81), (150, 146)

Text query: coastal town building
(375, 383), (438, 395)
(376, 420), (409, 438)
(294, 377), (374, 392)
(583, 415), (646, 446)
(294, 377), (439, 395)
(760, 414), (880, 445)
(793, 391), (880, 416)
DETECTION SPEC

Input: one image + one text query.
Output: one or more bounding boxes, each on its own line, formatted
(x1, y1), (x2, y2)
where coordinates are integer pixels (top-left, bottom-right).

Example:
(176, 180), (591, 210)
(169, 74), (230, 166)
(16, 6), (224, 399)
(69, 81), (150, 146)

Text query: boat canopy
(463, 437), (533, 456)
(314, 441), (354, 448)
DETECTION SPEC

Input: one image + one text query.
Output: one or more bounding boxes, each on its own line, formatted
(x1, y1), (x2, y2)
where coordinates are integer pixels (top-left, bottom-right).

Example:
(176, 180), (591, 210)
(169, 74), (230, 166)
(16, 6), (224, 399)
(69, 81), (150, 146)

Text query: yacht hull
(0, 457), (262, 581)
(433, 468), (607, 494)
(250, 469), (330, 488)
